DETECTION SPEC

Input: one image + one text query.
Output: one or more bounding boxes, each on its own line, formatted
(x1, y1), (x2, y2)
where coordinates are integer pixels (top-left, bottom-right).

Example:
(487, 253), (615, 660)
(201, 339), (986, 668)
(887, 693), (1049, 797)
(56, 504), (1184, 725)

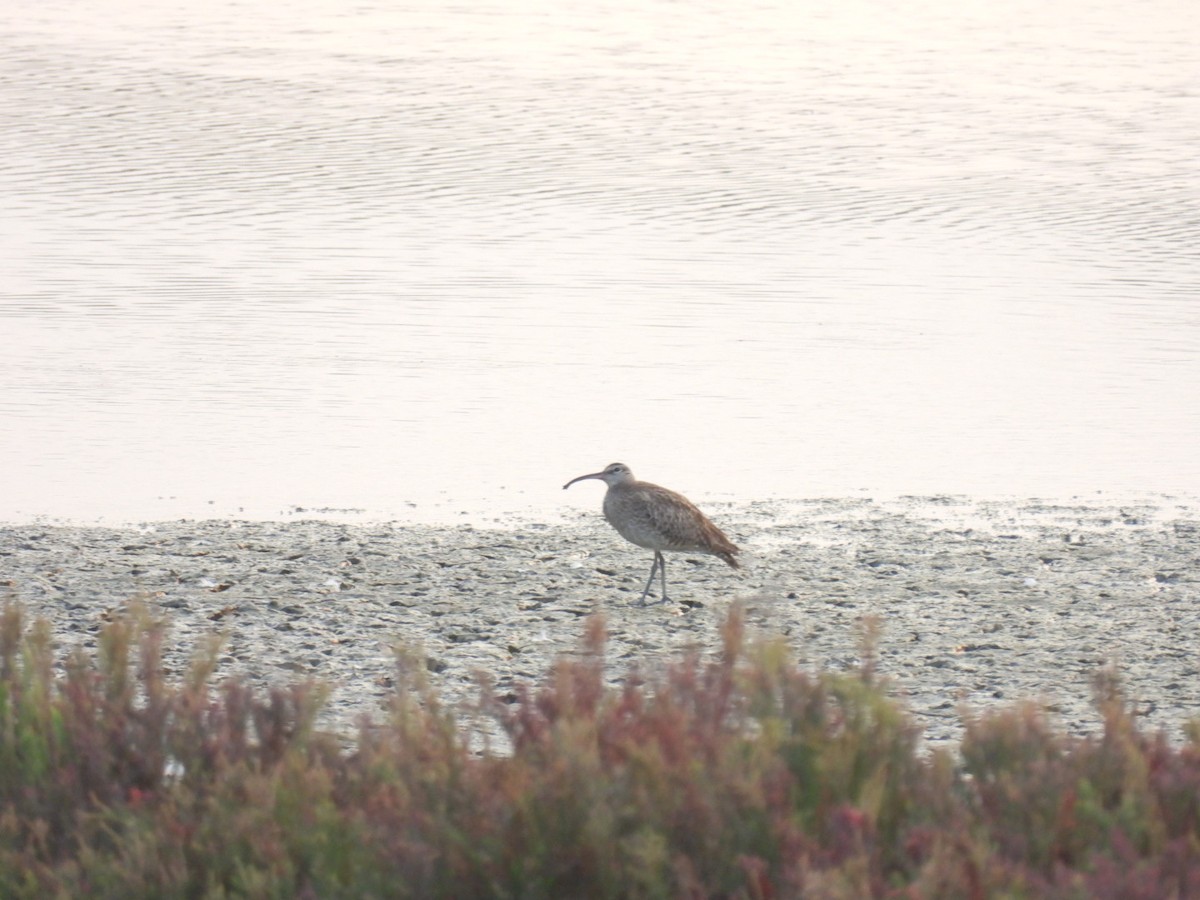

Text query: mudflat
(3, 495), (1197, 748)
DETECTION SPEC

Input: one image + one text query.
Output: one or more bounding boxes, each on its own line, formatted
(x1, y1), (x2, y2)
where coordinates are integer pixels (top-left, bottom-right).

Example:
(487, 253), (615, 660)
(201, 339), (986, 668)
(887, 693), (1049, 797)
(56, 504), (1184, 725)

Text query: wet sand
(2, 495), (1198, 749)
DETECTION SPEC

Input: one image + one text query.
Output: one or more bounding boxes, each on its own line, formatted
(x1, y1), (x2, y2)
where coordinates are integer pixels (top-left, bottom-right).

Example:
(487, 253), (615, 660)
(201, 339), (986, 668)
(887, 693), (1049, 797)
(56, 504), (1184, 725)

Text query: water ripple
(2, 0), (1199, 519)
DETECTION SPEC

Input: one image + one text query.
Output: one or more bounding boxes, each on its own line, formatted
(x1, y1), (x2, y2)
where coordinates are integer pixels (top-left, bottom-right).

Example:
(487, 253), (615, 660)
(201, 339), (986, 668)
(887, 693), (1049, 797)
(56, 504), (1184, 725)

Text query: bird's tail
(718, 550), (740, 570)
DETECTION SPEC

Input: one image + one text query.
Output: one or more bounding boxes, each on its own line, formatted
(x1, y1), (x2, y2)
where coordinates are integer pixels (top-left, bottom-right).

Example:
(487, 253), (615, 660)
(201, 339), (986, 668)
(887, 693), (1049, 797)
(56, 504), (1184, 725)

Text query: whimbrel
(563, 462), (740, 605)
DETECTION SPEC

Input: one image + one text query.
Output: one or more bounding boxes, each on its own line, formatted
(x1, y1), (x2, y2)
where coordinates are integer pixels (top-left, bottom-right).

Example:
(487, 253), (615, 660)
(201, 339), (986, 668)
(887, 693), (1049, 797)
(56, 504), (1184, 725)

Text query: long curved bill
(563, 471), (606, 490)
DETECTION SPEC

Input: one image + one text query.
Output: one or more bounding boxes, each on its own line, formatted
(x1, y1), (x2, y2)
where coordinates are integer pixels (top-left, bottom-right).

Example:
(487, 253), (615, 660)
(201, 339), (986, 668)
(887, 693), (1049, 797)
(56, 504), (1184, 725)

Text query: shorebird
(562, 462), (740, 605)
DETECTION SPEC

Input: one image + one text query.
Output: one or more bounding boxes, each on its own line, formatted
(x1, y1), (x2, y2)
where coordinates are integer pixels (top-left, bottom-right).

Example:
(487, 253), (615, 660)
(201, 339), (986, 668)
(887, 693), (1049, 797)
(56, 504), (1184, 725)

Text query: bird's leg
(638, 552), (662, 605)
(638, 551), (669, 606)
(657, 551), (670, 604)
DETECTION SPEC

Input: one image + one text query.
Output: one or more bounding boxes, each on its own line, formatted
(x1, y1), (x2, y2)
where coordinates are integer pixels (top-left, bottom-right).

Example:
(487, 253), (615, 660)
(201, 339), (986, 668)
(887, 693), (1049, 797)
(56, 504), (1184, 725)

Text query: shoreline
(2, 495), (1198, 748)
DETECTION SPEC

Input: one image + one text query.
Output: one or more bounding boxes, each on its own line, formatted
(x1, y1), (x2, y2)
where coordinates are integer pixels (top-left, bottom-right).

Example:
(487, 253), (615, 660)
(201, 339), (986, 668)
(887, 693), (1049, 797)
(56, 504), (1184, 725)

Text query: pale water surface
(2, 0), (1198, 523)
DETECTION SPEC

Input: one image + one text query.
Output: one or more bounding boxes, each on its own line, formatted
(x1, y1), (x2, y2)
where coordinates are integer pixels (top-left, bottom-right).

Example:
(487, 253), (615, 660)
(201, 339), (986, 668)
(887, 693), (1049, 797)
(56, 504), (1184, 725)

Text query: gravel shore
(3, 495), (1198, 749)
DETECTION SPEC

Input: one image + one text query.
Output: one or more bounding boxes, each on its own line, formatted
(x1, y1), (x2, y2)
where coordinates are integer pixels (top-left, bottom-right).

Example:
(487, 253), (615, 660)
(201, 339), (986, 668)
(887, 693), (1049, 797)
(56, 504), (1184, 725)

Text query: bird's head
(563, 462), (634, 490)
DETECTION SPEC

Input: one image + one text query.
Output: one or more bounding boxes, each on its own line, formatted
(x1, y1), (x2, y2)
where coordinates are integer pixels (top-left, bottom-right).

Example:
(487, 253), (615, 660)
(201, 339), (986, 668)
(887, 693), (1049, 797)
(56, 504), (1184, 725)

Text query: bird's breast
(604, 509), (668, 550)
(603, 487), (705, 553)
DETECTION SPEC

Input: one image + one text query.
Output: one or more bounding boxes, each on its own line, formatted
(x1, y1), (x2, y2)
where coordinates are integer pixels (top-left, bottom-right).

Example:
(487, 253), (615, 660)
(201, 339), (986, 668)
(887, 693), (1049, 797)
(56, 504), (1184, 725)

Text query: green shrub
(0, 598), (1197, 898)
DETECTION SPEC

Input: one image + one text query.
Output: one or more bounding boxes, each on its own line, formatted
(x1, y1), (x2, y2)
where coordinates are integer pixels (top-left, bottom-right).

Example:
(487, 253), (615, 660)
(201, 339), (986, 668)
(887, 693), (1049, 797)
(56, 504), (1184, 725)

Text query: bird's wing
(634, 483), (738, 557)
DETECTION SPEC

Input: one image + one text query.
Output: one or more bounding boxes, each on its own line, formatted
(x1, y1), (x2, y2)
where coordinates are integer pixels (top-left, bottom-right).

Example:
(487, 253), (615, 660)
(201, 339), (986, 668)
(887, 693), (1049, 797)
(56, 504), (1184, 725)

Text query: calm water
(2, 0), (1198, 524)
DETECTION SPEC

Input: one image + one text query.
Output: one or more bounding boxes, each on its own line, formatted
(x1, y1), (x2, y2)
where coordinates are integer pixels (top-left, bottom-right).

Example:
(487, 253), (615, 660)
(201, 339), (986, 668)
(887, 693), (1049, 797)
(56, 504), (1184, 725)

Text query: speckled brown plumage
(563, 462), (740, 604)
